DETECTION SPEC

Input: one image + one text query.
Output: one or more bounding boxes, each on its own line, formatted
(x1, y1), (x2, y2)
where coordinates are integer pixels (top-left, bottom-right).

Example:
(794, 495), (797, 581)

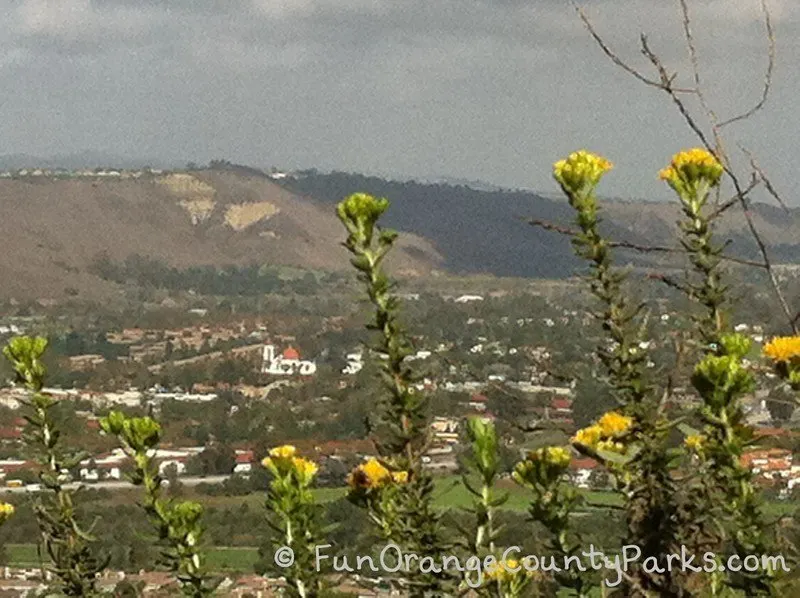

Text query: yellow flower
(0, 502), (14, 524)
(391, 470), (409, 484)
(269, 445), (296, 459)
(597, 411), (633, 438)
(572, 424), (603, 447)
(553, 150), (613, 196)
(763, 336), (800, 364)
(596, 439), (626, 454)
(529, 446), (571, 468)
(684, 434), (705, 452)
(292, 457), (319, 479)
(484, 559), (530, 582)
(347, 458), (392, 489)
(659, 148), (723, 191)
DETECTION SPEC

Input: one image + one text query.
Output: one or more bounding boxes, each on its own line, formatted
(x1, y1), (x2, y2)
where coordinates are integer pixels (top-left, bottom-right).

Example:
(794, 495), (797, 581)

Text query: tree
(187, 443), (236, 476)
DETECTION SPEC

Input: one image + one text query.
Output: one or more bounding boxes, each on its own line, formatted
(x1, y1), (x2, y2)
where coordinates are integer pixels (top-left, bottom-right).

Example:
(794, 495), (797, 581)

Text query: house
(741, 448), (793, 493)
(569, 457), (600, 488)
(551, 398), (573, 413)
(154, 449), (195, 475)
(0, 427), (22, 442)
(0, 459), (32, 479)
(234, 450), (254, 474)
(454, 294), (484, 303)
(342, 351), (363, 375)
(262, 345), (317, 375)
(79, 450), (128, 481)
(68, 354), (106, 371)
(430, 417), (460, 445)
(406, 350), (432, 361)
(467, 394), (488, 412)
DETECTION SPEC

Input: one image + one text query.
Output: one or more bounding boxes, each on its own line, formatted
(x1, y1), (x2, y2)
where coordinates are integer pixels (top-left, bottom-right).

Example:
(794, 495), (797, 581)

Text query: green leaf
(595, 448), (634, 465)
(678, 423), (702, 438)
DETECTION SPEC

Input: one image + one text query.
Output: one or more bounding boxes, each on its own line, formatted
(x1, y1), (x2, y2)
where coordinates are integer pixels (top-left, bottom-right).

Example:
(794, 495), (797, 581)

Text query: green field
(196, 478), (627, 512)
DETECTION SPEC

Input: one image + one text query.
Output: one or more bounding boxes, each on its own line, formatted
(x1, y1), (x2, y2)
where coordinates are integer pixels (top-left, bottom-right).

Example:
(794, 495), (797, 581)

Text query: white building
(455, 295), (484, 303)
(405, 350), (432, 362)
(262, 345), (317, 376)
(342, 351), (363, 375)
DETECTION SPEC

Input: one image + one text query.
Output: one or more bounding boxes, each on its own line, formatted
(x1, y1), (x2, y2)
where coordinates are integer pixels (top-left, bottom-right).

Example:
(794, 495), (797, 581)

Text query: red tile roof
(235, 450), (254, 464)
(282, 346), (300, 360)
(551, 398), (573, 410)
(754, 427), (792, 438)
(570, 457), (599, 470)
(0, 428), (22, 440)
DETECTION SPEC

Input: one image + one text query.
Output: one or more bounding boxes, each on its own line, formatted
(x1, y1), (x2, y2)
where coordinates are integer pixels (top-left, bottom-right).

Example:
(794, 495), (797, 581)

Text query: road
(0, 474), (232, 494)
(147, 343), (263, 372)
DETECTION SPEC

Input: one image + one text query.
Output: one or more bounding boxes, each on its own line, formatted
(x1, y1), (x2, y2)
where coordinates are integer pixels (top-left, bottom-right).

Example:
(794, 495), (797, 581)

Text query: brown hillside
(0, 171), (444, 301)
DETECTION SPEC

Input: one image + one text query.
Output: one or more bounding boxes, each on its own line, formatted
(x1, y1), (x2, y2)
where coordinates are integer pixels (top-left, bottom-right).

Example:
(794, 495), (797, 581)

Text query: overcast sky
(1, 0), (798, 202)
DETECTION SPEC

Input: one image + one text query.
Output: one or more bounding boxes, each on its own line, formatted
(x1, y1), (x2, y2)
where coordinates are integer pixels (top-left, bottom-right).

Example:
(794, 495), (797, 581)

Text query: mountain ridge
(281, 171), (800, 279)
(1, 166), (798, 301)
(0, 169), (443, 301)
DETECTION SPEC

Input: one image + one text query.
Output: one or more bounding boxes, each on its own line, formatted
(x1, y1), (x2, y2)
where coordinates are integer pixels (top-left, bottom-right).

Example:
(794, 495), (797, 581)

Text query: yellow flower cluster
(0, 502), (14, 524)
(763, 336), (800, 364)
(513, 446), (572, 488)
(528, 446), (571, 468)
(684, 434), (705, 452)
(572, 411), (632, 454)
(573, 425), (602, 447)
(291, 457), (319, 479)
(553, 150), (613, 196)
(347, 458), (408, 490)
(658, 148), (723, 191)
(269, 445), (296, 459)
(261, 445), (318, 483)
(597, 411), (633, 437)
(596, 440), (625, 454)
(484, 559), (534, 582)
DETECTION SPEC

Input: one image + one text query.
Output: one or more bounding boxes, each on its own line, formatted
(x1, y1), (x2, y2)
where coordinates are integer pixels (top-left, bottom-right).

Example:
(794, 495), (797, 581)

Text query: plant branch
(572, 1), (696, 94)
(524, 217), (767, 268)
(717, 0), (776, 128)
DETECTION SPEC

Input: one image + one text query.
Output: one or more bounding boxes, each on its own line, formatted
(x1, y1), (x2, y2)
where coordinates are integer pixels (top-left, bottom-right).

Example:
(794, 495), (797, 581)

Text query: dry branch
(573, 0), (798, 333)
(524, 217), (767, 269)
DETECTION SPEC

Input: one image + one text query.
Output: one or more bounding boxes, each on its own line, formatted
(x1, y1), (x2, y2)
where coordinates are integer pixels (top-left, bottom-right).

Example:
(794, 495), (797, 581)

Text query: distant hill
(281, 171), (800, 279)
(2, 165), (797, 302)
(0, 151), (173, 171)
(0, 169), (443, 301)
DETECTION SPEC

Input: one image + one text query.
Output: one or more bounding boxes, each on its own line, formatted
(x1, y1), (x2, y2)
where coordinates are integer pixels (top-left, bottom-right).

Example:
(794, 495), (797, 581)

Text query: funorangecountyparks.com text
(273, 543), (791, 588)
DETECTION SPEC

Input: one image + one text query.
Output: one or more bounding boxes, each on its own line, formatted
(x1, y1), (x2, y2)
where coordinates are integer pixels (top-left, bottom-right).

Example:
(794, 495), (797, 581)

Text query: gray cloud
(0, 0), (798, 204)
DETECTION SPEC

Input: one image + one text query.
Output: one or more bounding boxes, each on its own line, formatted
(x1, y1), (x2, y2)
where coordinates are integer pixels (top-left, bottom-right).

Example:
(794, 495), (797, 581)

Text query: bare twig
(674, 0), (794, 333)
(678, 0), (722, 135)
(739, 144), (793, 214)
(524, 218), (767, 268)
(572, 1), (697, 94)
(718, 0), (776, 128)
(728, 172), (797, 333)
(709, 172), (760, 218)
(639, 35), (715, 151)
(646, 272), (692, 294)
(575, 0), (797, 333)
